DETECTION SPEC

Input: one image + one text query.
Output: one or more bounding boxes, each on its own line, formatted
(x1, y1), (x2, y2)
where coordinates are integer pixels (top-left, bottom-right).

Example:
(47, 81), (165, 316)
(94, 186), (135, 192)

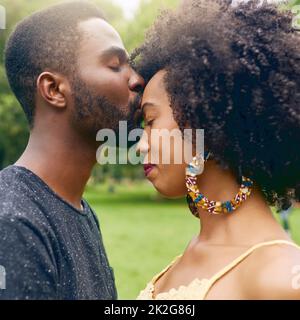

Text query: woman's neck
(196, 161), (290, 246)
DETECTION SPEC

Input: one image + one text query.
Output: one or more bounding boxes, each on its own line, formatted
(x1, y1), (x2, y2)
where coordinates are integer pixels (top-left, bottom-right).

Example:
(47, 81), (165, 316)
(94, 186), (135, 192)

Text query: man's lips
(143, 164), (156, 176)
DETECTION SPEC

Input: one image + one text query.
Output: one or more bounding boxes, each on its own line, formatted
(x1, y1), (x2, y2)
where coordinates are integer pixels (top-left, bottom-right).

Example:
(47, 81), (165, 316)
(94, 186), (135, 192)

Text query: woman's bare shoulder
(242, 242), (300, 299)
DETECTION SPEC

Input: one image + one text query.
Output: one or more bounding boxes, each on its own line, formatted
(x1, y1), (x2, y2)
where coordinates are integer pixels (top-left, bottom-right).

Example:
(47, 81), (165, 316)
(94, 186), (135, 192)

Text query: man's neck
(15, 130), (98, 210)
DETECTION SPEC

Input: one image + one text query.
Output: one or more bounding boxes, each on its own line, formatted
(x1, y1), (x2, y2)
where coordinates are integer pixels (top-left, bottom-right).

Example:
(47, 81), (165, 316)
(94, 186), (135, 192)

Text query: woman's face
(136, 70), (189, 198)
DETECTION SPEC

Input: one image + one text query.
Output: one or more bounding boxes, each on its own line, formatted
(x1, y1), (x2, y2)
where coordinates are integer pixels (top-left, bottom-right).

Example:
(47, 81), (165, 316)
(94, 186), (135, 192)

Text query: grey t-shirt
(0, 165), (117, 300)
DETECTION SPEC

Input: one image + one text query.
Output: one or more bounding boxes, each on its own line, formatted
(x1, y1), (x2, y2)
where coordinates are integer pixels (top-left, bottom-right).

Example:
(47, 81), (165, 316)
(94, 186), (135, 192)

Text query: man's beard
(70, 76), (141, 139)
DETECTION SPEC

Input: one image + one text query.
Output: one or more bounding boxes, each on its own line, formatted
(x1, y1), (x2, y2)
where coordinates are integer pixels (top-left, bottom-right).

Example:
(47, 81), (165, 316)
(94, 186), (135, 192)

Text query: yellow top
(136, 239), (300, 300)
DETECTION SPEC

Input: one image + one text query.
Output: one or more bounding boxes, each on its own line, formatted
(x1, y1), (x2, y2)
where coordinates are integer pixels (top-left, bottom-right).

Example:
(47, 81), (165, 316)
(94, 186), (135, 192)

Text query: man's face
(70, 18), (144, 138)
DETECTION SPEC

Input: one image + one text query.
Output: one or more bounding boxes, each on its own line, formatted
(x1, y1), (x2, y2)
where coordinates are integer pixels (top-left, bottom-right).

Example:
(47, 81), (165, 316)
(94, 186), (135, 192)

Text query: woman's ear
(36, 72), (69, 109)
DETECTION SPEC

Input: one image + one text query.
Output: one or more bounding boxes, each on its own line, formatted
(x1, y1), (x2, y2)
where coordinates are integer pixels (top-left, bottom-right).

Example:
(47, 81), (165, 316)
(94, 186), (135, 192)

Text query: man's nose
(129, 70), (145, 93)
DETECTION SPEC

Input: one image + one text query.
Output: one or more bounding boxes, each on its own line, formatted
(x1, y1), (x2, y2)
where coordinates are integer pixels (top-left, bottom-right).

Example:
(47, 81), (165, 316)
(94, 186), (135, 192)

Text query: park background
(0, 0), (300, 299)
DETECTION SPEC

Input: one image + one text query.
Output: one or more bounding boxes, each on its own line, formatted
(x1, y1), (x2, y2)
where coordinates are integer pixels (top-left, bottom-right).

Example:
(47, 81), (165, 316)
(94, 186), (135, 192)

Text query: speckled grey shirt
(0, 165), (117, 300)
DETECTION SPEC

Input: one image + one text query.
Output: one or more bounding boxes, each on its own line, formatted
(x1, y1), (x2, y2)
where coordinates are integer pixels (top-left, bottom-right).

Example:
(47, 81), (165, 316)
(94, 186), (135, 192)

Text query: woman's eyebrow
(100, 46), (129, 63)
(141, 102), (158, 114)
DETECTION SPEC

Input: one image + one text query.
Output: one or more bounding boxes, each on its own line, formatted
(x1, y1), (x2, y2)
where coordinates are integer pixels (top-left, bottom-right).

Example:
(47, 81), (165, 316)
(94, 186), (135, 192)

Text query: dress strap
(152, 254), (182, 284)
(202, 239), (300, 299)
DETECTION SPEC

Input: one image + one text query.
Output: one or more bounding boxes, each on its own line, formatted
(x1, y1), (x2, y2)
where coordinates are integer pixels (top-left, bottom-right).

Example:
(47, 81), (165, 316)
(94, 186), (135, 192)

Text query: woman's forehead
(142, 70), (168, 102)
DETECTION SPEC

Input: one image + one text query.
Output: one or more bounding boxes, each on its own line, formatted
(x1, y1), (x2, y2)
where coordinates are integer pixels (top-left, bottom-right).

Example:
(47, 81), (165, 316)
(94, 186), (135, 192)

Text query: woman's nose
(136, 131), (149, 156)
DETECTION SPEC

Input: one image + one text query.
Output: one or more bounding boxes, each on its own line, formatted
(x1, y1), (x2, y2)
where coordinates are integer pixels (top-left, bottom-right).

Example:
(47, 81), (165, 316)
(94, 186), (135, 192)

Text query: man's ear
(36, 72), (69, 108)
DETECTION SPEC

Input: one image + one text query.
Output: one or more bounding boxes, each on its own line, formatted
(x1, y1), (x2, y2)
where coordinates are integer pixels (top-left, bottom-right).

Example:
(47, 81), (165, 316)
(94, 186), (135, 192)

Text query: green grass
(84, 182), (300, 299)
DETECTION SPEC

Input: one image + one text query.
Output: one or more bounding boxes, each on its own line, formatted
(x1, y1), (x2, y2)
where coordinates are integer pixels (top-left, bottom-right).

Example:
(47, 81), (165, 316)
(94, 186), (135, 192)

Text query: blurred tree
(119, 0), (179, 52)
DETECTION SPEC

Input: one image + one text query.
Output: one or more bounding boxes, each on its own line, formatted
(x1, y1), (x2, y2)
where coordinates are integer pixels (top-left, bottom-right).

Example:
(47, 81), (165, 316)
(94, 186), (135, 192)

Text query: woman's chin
(145, 166), (187, 198)
(152, 182), (187, 199)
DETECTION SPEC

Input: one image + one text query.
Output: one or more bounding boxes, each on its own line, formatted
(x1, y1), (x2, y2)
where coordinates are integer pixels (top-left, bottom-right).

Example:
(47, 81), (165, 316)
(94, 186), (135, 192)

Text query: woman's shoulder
(242, 241), (300, 299)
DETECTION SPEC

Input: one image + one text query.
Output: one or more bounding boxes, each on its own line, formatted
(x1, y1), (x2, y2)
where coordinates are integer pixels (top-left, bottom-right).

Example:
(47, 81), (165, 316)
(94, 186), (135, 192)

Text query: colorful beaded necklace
(185, 156), (253, 217)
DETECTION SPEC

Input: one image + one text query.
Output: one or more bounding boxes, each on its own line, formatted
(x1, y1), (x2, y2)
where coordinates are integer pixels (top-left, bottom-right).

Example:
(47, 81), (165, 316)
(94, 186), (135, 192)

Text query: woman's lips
(143, 164), (156, 176)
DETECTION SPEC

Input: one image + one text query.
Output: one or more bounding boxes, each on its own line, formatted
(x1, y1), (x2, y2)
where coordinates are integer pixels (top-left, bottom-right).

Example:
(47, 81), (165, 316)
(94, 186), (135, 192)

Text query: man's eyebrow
(100, 46), (129, 63)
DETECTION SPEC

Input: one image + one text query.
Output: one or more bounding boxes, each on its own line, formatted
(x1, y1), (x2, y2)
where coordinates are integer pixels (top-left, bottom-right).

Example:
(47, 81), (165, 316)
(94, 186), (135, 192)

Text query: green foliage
(118, 0), (179, 52)
(289, 0), (300, 6)
(0, 90), (29, 168)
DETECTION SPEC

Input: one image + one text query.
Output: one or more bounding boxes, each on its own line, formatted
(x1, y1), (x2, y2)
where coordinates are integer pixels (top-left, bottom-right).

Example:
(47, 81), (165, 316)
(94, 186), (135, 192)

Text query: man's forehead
(78, 18), (123, 49)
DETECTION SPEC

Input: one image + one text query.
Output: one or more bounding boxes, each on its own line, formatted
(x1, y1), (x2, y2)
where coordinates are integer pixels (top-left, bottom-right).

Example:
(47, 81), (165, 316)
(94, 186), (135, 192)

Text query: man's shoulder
(0, 165), (49, 224)
(0, 165), (31, 196)
(0, 165), (28, 206)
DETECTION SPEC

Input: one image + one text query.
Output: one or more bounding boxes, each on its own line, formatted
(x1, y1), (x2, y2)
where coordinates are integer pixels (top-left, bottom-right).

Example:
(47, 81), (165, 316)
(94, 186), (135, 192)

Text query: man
(0, 1), (143, 299)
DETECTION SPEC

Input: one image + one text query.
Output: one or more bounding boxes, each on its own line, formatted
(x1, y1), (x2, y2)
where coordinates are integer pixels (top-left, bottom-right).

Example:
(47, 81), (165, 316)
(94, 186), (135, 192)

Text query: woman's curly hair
(132, 0), (300, 210)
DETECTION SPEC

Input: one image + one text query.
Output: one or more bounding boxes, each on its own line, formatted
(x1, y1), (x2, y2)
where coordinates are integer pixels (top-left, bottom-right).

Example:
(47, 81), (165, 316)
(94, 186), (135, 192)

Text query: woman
(134, 0), (300, 299)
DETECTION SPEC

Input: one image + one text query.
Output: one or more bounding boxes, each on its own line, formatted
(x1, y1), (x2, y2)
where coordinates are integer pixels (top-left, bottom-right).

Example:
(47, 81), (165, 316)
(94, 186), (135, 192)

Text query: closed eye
(109, 65), (121, 72)
(144, 119), (154, 127)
